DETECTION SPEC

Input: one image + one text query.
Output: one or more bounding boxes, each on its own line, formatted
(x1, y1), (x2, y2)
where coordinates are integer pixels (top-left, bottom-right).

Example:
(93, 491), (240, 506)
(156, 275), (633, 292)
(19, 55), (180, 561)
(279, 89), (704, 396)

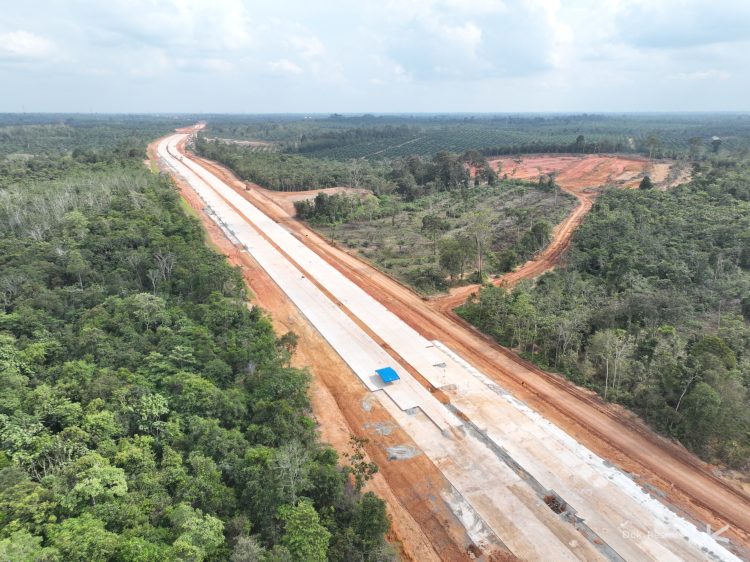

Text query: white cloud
(74, 0), (254, 52)
(615, 0), (750, 49)
(669, 69), (731, 81)
(439, 21), (483, 57)
(367, 0), (561, 80)
(368, 56), (411, 85)
(268, 58), (303, 75)
(196, 58), (234, 73)
(288, 34), (326, 60)
(0, 30), (56, 60)
(1, 0), (749, 111)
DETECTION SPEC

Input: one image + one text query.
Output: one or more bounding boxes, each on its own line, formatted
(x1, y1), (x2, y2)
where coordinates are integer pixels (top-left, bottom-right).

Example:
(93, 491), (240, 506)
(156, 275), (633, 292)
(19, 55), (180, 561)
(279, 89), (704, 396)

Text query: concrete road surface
(158, 133), (740, 562)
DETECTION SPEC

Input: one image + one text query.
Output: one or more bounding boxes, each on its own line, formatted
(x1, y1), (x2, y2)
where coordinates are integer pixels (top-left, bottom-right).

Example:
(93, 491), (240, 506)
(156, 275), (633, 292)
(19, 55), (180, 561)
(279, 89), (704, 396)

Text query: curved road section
(159, 133), (740, 562)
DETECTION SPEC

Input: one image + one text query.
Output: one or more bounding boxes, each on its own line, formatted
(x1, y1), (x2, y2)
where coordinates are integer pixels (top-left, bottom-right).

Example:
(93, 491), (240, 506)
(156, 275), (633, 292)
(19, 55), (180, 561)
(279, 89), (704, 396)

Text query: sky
(1, 0), (749, 113)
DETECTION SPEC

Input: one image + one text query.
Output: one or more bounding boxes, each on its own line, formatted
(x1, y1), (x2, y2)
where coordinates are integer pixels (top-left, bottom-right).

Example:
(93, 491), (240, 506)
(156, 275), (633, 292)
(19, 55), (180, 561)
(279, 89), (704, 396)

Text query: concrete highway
(158, 132), (741, 562)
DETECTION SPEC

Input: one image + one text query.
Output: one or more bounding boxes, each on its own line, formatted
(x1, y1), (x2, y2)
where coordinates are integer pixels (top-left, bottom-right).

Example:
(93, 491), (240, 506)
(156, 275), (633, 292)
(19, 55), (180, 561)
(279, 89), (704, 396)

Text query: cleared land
(158, 132), (748, 561)
(433, 154), (690, 311)
(490, 154), (688, 190)
(492, 154), (646, 188)
(202, 137), (278, 151)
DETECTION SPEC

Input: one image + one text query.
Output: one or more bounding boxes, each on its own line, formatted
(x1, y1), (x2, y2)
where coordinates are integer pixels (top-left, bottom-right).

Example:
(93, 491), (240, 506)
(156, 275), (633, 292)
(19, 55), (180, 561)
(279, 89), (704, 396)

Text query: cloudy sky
(1, 0), (748, 113)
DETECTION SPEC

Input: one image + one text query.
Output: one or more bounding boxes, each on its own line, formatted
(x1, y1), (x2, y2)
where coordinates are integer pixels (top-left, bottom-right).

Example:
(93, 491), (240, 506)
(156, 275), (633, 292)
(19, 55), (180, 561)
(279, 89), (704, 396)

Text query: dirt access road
(433, 154), (686, 311)
(163, 136), (750, 559)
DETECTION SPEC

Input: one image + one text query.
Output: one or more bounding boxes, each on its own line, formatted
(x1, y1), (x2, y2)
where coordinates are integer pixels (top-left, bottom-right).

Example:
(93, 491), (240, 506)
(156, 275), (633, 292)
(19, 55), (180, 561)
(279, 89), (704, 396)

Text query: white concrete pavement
(158, 133), (740, 562)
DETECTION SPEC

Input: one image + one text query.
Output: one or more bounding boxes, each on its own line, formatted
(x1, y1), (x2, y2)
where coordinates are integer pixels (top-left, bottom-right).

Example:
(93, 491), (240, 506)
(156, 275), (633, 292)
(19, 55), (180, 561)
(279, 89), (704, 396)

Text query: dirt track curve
(433, 154), (683, 311)
(433, 184), (594, 312)
(159, 136), (750, 557)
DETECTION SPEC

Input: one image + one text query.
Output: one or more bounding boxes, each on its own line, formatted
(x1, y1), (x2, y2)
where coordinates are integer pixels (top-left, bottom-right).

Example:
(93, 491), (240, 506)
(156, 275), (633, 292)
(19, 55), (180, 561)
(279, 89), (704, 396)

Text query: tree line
(480, 135), (630, 157)
(196, 137), (499, 199)
(289, 126), (419, 154)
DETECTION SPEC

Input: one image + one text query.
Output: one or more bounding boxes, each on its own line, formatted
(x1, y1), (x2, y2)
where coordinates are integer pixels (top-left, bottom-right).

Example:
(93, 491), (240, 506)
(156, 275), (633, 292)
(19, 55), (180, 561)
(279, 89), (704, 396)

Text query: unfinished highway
(158, 132), (743, 561)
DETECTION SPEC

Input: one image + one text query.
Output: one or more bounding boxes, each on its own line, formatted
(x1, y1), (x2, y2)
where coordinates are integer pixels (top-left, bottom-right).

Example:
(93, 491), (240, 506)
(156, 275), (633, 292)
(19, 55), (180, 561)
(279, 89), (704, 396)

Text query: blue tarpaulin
(376, 366), (400, 383)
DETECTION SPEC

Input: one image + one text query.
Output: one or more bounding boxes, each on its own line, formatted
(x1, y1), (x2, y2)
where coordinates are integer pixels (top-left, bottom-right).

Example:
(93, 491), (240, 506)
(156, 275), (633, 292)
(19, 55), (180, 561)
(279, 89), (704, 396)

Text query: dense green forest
(0, 115), (194, 158)
(202, 113), (750, 160)
(0, 132), (391, 560)
(458, 161), (750, 468)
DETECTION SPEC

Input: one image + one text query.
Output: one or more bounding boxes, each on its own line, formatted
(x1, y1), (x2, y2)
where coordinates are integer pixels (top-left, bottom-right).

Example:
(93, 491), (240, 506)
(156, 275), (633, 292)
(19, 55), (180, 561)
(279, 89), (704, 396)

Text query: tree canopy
(0, 131), (392, 560)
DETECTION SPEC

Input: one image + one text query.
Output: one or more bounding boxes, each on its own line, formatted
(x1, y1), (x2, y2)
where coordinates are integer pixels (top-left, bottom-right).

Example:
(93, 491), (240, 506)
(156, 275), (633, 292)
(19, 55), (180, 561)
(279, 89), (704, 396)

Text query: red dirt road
(433, 154), (687, 311)
(177, 147), (750, 556)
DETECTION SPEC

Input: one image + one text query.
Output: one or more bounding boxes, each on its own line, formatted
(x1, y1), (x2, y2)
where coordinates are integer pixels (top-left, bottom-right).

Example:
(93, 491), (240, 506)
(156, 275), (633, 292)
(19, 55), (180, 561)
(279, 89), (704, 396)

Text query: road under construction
(156, 130), (749, 561)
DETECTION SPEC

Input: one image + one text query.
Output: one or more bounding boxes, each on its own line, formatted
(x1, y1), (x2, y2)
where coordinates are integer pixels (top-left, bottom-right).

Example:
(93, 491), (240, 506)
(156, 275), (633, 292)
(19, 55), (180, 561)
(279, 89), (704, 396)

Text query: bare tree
(147, 269), (161, 295)
(0, 273), (27, 311)
(348, 159), (365, 188)
(466, 211), (492, 280)
(274, 441), (309, 504)
(154, 249), (176, 282)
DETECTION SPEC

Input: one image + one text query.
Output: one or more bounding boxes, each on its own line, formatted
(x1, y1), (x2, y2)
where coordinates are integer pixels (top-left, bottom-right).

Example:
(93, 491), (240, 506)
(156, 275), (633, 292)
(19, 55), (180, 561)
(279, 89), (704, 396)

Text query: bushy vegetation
(0, 134), (391, 560)
(203, 113), (750, 160)
(296, 183), (572, 294)
(195, 137), (387, 192)
(458, 162), (750, 468)
(294, 192), (382, 225)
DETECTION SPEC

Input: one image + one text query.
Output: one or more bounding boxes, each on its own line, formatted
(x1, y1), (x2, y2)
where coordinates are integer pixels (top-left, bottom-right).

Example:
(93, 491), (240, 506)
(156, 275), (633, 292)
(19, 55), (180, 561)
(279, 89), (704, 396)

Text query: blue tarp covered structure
(376, 366), (400, 383)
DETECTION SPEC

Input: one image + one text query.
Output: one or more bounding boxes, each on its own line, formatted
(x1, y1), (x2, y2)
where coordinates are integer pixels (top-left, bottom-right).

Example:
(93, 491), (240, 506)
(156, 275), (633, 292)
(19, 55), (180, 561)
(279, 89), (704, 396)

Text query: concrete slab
(159, 134), (742, 562)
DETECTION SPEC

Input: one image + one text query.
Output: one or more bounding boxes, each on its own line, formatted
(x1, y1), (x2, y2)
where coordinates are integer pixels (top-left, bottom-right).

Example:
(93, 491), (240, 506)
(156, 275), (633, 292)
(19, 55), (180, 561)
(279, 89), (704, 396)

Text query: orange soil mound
(491, 154), (651, 190)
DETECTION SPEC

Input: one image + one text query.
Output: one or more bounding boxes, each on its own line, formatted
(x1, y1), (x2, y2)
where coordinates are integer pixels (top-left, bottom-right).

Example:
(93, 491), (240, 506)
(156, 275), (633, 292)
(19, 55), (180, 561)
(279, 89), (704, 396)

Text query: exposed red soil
(491, 154), (651, 190)
(177, 146), (750, 555)
(432, 154), (690, 310)
(203, 137), (277, 149)
(148, 137), (502, 562)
